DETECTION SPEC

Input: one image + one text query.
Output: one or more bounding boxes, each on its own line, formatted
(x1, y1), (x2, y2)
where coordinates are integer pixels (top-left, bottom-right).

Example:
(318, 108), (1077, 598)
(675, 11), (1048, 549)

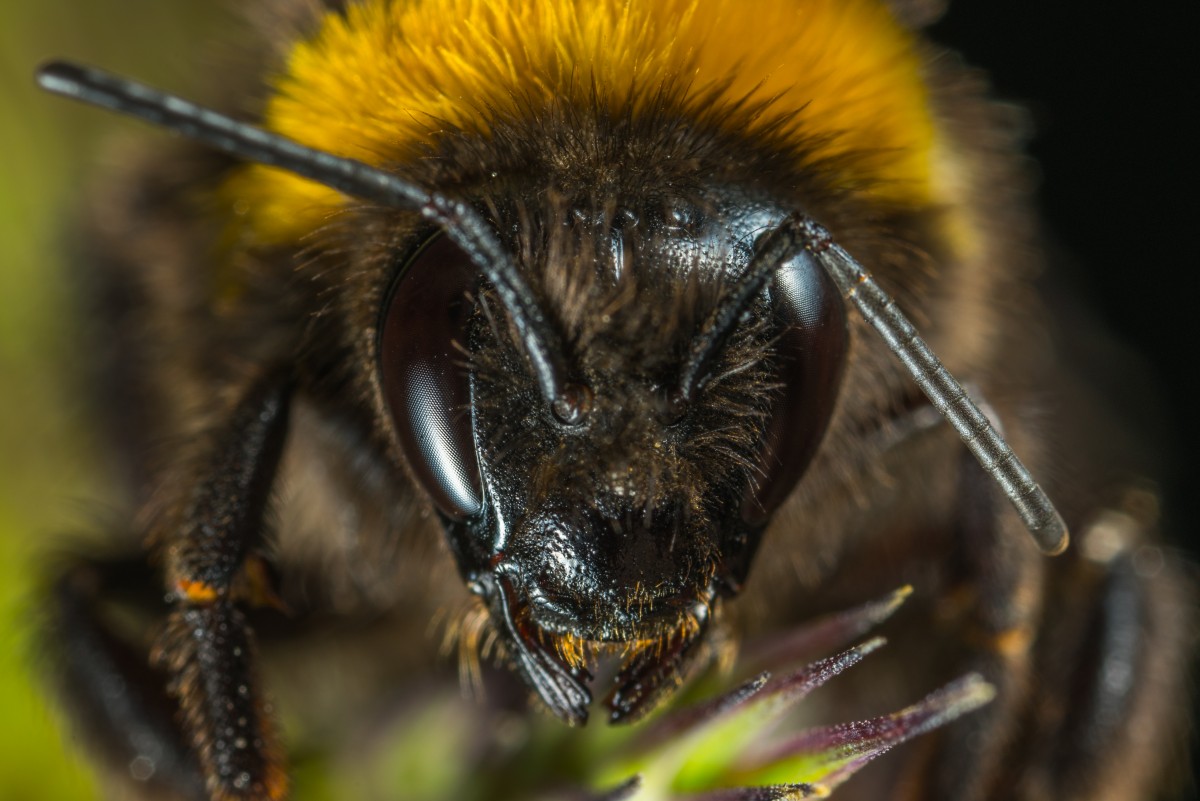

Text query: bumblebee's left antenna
(796, 218), (1069, 555)
(36, 60), (572, 414)
(678, 214), (1068, 556)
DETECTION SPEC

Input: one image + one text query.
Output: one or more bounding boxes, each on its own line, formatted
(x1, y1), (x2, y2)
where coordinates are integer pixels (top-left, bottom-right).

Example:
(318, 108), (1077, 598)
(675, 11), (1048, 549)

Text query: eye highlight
(380, 235), (483, 520)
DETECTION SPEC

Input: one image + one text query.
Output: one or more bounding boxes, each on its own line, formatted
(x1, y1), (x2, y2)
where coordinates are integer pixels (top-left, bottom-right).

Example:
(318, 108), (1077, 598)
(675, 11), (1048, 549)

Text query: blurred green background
(0, 2), (219, 797)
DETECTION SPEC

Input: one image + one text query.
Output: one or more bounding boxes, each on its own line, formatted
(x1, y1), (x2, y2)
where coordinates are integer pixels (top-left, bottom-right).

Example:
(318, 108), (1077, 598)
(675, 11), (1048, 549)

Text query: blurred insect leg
(922, 450), (1046, 801)
(156, 372), (291, 801)
(48, 557), (207, 801)
(1012, 497), (1192, 801)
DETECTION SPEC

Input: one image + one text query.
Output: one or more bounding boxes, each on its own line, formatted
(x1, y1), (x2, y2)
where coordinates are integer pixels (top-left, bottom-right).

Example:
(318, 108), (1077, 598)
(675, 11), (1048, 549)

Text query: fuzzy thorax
(225, 0), (935, 244)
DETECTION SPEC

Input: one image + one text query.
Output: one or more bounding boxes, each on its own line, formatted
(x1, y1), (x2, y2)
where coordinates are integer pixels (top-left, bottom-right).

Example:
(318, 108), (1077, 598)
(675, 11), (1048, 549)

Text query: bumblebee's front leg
(49, 555), (208, 801)
(926, 451), (1046, 801)
(1010, 493), (1192, 801)
(151, 371), (292, 801)
(923, 463), (1190, 801)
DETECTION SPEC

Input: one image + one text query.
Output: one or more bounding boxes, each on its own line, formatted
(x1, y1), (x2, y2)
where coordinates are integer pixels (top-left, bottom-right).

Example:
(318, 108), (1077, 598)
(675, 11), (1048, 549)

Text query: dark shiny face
(380, 195), (847, 723)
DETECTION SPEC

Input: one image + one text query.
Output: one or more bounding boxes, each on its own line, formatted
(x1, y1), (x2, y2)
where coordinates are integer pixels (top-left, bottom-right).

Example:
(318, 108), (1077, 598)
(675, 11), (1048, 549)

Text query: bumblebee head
(378, 172), (848, 721)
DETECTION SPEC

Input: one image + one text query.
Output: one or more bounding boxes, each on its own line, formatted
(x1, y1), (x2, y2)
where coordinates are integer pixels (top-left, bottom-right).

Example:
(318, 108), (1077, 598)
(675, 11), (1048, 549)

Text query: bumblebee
(37, 1), (1191, 800)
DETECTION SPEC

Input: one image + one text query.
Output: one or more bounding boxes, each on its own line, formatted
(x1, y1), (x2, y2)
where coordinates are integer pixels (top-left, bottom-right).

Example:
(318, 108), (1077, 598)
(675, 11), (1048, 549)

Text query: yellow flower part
(229, 0), (935, 243)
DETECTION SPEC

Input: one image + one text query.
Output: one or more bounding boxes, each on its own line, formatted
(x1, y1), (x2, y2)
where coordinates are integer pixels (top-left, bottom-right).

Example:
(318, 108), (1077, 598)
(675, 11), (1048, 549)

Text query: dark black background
(930, 2), (1197, 797)
(929, 1), (1197, 527)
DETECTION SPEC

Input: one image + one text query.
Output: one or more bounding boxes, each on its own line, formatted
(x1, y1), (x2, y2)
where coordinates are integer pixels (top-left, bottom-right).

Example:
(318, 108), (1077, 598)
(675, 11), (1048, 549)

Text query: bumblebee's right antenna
(35, 60), (573, 417)
(781, 216), (1069, 555)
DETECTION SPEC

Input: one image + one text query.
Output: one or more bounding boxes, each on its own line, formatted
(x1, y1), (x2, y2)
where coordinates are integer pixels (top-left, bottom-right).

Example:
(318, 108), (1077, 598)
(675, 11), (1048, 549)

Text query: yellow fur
(227, 0), (935, 243)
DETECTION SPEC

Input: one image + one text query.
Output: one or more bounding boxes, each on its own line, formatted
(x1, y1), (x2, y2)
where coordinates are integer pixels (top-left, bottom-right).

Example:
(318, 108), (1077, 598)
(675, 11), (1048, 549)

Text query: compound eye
(380, 235), (483, 520)
(742, 249), (848, 526)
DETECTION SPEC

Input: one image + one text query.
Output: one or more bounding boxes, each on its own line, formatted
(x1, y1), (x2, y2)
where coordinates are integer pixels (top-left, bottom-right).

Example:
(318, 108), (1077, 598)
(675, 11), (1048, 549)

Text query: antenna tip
(35, 60), (82, 94)
(1035, 514), (1070, 556)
